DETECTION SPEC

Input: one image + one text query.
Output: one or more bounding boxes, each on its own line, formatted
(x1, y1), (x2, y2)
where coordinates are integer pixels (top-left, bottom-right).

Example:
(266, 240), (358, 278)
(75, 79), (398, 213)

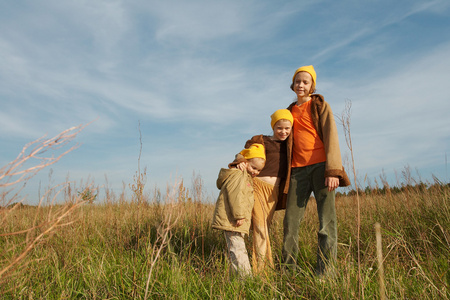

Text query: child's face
(273, 119), (292, 141)
(293, 72), (313, 98)
(246, 158), (265, 177)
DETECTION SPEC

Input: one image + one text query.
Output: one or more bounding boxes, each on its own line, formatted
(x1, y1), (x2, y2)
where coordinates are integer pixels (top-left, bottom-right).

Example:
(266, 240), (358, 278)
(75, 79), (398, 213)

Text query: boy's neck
(296, 95), (311, 105)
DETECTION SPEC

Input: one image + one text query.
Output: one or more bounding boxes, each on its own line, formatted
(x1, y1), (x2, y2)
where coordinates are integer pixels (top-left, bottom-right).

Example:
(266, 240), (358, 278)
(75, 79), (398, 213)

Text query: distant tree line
(336, 181), (450, 197)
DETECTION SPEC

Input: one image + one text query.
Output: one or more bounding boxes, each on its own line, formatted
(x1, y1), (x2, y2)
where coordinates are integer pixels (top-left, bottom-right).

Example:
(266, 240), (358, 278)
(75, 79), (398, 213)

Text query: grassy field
(1, 175), (449, 299)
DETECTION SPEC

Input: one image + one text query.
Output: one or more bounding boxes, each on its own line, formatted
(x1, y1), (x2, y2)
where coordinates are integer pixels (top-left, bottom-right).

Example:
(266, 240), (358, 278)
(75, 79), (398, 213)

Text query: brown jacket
(287, 94), (351, 187)
(242, 134), (291, 210)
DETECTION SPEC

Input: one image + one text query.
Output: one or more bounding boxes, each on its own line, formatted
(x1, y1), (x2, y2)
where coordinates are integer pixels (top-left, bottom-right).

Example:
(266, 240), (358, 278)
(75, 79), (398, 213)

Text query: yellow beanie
(270, 109), (293, 129)
(292, 65), (317, 85)
(240, 143), (266, 160)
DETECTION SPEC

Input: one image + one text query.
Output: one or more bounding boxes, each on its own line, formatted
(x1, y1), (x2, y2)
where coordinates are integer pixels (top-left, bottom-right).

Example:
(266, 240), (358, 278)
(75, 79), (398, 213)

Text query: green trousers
(282, 162), (337, 274)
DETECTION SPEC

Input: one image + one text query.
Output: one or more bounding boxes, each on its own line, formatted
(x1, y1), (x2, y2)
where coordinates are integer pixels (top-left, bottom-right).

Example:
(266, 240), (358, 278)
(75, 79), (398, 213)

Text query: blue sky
(1, 0), (450, 204)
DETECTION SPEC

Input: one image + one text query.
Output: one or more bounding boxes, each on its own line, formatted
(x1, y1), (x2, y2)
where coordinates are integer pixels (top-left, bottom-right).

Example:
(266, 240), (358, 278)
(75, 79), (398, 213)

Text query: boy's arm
(223, 170), (248, 220)
(320, 101), (351, 187)
(228, 134), (263, 168)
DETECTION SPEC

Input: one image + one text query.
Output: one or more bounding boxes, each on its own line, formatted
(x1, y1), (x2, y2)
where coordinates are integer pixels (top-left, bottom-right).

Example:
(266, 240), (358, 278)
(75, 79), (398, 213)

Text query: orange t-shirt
(291, 100), (326, 167)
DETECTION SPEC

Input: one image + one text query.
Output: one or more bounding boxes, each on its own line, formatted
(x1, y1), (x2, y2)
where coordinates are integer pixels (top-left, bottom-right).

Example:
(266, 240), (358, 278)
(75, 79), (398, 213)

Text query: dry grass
(1, 176), (448, 299)
(1, 122), (449, 299)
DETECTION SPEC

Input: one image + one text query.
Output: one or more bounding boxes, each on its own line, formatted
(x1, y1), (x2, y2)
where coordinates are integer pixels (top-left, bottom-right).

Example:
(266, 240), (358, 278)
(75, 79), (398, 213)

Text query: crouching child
(211, 143), (266, 277)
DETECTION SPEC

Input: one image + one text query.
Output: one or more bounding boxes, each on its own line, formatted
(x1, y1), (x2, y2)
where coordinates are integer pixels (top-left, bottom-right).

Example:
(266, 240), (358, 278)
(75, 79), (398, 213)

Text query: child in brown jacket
(282, 65), (350, 275)
(236, 109), (293, 274)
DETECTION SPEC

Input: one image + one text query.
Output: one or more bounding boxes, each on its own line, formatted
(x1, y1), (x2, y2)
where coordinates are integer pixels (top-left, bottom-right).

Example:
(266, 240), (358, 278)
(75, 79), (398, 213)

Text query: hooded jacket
(211, 168), (254, 235)
(287, 94), (351, 187)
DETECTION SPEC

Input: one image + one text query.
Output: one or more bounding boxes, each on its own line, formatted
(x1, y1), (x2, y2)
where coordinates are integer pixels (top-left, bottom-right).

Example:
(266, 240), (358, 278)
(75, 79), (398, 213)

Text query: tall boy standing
(283, 65), (350, 275)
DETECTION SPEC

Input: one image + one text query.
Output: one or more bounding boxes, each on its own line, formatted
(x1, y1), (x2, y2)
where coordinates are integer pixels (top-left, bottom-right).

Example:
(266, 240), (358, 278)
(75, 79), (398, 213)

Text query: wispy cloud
(331, 41), (450, 180)
(308, 0), (450, 65)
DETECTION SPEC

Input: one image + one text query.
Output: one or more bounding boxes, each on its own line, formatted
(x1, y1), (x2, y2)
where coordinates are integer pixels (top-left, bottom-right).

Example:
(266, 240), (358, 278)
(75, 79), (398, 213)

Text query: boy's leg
(224, 231), (252, 277)
(282, 167), (312, 268)
(251, 179), (278, 273)
(311, 162), (337, 275)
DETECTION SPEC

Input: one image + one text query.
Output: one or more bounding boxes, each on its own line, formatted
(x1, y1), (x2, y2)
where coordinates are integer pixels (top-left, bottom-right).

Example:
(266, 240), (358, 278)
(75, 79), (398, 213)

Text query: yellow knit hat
(240, 143), (266, 160)
(292, 65), (317, 85)
(270, 109), (293, 129)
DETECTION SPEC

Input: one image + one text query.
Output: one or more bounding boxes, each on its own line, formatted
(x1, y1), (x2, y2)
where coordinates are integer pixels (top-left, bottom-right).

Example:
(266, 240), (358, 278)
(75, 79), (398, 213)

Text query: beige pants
(224, 231), (252, 277)
(252, 178), (279, 273)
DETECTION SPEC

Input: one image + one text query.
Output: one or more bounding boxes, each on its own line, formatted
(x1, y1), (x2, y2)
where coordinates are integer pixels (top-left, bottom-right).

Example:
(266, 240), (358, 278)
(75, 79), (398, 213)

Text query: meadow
(1, 124), (449, 299)
(1, 172), (449, 299)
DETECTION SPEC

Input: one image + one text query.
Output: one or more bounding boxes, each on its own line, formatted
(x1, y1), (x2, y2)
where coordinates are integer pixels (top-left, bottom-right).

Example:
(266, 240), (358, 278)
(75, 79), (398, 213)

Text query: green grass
(1, 180), (449, 299)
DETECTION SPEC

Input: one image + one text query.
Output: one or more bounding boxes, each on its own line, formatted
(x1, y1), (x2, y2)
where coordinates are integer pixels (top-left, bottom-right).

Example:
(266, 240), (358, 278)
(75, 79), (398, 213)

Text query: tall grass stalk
(375, 222), (386, 300)
(144, 183), (180, 299)
(339, 100), (363, 298)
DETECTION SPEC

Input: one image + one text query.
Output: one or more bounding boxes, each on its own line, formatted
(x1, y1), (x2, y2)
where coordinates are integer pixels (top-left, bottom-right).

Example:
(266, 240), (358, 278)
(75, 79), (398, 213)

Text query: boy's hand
(235, 162), (248, 171)
(235, 219), (245, 227)
(325, 176), (339, 191)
